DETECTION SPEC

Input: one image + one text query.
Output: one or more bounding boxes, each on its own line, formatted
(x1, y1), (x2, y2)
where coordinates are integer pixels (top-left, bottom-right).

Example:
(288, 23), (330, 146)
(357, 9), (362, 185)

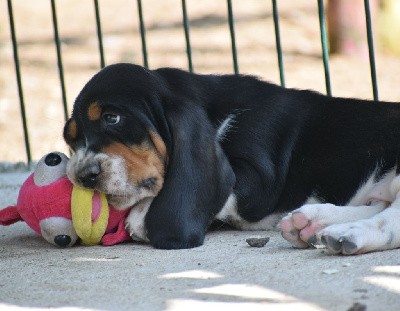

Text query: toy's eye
(102, 113), (121, 125)
(45, 153), (62, 166)
(34, 152), (69, 186)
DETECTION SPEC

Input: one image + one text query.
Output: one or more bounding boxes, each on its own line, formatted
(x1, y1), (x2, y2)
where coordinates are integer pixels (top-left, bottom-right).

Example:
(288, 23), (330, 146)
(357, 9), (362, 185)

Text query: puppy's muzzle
(77, 162), (101, 188)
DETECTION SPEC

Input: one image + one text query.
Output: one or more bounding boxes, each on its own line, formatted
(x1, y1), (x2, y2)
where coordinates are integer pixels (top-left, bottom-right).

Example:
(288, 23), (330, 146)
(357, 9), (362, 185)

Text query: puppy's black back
(157, 67), (400, 220)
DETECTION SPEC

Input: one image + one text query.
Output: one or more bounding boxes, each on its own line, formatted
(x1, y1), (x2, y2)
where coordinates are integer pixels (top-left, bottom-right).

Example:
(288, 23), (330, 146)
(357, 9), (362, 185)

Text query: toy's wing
(101, 218), (131, 246)
(0, 206), (22, 226)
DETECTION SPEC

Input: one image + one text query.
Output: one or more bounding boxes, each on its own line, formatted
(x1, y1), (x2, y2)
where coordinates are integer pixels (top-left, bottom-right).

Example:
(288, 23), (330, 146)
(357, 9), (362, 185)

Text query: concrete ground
(1, 172), (400, 311)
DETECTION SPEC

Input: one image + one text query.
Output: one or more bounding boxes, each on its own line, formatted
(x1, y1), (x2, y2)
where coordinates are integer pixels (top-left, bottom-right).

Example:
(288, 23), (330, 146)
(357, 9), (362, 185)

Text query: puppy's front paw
(125, 201), (151, 243)
(279, 204), (334, 248)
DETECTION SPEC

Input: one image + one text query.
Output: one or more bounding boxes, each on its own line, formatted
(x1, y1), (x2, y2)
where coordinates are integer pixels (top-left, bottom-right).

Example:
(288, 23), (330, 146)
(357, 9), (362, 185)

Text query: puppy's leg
(320, 204), (400, 254)
(320, 177), (400, 254)
(280, 203), (386, 248)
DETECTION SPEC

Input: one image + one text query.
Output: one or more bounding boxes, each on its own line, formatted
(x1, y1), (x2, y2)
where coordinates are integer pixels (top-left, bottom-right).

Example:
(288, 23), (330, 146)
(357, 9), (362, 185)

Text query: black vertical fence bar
(181, 0), (193, 72)
(50, 0), (69, 122)
(271, 0), (285, 87)
(136, 0), (148, 68)
(226, 0), (239, 74)
(364, 0), (378, 101)
(7, 0), (32, 163)
(317, 0), (332, 96)
(94, 0), (105, 69)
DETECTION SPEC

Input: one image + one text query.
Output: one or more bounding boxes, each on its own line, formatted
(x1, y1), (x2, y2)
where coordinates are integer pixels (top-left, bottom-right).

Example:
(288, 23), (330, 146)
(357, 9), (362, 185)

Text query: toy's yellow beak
(71, 186), (109, 245)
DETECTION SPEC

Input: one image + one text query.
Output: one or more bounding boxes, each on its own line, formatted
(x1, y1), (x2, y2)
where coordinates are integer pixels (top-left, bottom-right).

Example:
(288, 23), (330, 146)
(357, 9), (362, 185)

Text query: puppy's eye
(102, 113), (121, 125)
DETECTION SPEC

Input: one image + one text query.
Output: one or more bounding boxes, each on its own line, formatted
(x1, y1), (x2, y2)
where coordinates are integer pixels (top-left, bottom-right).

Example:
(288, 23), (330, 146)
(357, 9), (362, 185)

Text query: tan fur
(102, 141), (165, 194)
(148, 130), (168, 163)
(68, 119), (78, 139)
(88, 102), (102, 121)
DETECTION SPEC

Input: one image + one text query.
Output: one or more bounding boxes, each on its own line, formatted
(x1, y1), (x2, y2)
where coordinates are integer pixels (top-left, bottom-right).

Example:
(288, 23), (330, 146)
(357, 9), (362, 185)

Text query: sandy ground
(1, 172), (400, 311)
(1, 0), (400, 163)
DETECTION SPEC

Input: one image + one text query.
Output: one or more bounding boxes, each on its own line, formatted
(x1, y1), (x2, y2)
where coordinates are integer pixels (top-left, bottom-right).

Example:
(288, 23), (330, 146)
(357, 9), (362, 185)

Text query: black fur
(66, 63), (400, 249)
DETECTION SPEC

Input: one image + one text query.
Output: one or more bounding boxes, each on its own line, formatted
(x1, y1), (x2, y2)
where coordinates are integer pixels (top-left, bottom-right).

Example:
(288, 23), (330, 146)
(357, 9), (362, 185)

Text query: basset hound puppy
(64, 63), (400, 254)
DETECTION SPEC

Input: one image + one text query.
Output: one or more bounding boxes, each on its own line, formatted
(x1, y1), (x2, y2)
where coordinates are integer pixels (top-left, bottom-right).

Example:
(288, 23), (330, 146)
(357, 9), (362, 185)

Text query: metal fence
(5, 0), (379, 164)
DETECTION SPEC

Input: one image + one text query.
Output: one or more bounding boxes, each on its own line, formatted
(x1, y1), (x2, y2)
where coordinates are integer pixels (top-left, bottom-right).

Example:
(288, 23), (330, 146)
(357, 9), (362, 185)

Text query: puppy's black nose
(78, 163), (101, 188)
(54, 235), (72, 247)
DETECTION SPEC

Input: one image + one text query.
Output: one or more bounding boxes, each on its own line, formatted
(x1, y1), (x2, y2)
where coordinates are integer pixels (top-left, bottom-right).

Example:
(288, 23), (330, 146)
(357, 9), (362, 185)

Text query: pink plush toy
(0, 152), (131, 247)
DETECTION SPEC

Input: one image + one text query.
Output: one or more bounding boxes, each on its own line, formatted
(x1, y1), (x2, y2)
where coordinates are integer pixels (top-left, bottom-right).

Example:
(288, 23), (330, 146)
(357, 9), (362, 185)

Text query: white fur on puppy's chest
(125, 199), (152, 242)
(216, 193), (282, 230)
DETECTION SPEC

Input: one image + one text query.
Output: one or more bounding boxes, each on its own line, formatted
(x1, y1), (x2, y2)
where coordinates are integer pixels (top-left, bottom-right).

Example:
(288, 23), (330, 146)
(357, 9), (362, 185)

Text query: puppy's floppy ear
(145, 100), (235, 249)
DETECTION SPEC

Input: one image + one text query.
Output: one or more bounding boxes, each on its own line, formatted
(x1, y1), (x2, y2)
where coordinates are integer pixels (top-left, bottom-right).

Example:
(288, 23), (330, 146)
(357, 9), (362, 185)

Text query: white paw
(124, 200), (151, 243)
(279, 204), (334, 248)
(319, 219), (393, 255)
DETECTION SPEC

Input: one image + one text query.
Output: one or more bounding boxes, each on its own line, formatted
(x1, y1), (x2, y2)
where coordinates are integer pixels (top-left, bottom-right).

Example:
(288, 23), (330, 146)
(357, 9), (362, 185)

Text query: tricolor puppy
(64, 63), (400, 254)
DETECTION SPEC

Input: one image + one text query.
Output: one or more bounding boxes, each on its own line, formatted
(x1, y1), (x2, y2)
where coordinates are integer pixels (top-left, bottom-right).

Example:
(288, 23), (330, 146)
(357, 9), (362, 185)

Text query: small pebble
(246, 237), (270, 247)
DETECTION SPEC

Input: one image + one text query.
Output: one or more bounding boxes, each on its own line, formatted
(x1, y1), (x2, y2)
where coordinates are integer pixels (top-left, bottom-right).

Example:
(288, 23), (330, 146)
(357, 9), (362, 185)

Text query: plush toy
(0, 152), (131, 247)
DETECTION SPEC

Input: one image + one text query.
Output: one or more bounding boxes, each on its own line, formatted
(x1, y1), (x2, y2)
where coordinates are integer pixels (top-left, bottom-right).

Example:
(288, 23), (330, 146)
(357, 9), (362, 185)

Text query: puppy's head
(64, 63), (235, 249)
(63, 64), (168, 210)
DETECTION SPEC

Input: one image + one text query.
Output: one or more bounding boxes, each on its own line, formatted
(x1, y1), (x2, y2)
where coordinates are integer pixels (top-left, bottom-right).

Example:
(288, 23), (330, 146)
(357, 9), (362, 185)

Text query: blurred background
(1, 0), (400, 163)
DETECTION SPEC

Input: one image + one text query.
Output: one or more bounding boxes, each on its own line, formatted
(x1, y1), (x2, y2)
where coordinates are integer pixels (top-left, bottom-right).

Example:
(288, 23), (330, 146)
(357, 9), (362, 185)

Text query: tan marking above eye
(102, 141), (165, 194)
(88, 102), (102, 121)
